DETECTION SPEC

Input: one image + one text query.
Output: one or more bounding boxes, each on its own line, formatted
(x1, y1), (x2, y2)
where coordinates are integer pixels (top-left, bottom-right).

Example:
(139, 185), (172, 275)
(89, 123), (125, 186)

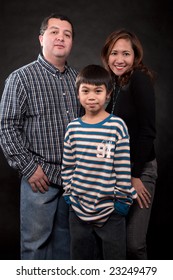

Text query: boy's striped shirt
(61, 114), (137, 226)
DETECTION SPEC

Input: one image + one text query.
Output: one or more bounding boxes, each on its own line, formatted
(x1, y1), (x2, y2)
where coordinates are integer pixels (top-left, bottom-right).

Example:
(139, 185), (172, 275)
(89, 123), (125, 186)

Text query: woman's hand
(132, 177), (151, 208)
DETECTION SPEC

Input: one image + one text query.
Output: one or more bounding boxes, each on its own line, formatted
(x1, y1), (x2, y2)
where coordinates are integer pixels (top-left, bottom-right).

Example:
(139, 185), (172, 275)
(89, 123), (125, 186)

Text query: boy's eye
(81, 89), (88, 93)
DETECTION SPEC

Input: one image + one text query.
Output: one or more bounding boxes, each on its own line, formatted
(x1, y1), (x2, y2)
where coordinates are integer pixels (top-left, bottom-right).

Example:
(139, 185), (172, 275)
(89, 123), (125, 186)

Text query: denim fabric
(126, 159), (158, 259)
(20, 177), (70, 259)
(69, 208), (126, 260)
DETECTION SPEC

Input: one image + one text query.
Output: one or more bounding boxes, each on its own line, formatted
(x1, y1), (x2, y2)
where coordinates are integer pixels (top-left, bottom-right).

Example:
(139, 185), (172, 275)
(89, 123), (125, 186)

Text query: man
(0, 13), (81, 259)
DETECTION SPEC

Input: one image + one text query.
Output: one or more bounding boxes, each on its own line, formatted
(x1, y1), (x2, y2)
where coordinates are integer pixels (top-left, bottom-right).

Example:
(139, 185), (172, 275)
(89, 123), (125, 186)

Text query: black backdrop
(0, 0), (172, 260)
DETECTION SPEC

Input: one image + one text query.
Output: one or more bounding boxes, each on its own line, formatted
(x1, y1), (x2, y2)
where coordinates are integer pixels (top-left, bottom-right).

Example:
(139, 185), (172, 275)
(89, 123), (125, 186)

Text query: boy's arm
(61, 129), (75, 203)
(114, 134), (137, 216)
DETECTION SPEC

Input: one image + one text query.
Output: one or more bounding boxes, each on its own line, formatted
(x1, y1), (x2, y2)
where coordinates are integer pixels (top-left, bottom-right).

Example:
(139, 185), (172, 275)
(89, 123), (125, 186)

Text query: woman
(101, 29), (158, 259)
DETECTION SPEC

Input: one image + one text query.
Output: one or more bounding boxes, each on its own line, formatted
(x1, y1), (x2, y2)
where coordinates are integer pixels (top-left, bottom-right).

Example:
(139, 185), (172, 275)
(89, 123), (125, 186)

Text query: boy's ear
(106, 90), (112, 99)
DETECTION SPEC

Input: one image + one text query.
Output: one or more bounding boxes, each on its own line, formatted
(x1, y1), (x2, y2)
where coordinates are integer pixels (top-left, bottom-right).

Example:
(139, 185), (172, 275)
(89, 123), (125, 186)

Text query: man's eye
(65, 33), (71, 38)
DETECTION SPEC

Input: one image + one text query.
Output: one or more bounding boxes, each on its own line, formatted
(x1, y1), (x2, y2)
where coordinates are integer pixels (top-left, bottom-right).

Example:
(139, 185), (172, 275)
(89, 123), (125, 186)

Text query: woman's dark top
(106, 69), (156, 178)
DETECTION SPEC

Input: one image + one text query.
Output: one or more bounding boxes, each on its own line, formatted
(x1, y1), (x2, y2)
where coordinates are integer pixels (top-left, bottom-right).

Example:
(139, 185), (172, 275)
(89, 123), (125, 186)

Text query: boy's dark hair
(76, 64), (113, 93)
(40, 13), (75, 38)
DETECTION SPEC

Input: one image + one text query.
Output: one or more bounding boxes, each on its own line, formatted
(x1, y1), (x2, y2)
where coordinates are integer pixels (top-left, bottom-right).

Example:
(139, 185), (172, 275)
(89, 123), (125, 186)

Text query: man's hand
(28, 165), (50, 193)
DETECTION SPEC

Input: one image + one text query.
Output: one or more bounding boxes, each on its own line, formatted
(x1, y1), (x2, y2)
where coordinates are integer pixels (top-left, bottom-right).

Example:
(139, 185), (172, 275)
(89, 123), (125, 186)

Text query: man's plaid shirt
(0, 54), (81, 185)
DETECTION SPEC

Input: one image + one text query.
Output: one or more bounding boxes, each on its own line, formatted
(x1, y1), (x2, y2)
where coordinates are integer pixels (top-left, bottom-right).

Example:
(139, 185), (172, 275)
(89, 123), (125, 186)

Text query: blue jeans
(20, 177), (70, 259)
(126, 159), (158, 259)
(69, 208), (126, 260)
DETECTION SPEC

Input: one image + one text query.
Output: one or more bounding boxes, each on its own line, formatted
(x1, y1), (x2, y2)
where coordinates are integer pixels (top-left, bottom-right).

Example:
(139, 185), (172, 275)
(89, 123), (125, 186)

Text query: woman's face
(108, 38), (135, 76)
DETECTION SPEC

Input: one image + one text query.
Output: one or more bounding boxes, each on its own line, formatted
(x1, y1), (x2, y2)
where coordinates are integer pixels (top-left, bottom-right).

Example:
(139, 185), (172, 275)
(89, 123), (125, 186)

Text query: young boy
(61, 64), (137, 260)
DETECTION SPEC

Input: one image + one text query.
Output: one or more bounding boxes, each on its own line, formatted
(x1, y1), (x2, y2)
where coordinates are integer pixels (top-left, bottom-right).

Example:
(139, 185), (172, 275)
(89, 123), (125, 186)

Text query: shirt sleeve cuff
(63, 195), (71, 205)
(114, 200), (130, 216)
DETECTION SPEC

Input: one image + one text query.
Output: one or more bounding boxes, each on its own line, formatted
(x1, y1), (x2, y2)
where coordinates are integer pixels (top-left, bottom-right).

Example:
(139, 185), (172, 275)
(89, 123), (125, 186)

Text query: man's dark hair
(40, 13), (75, 38)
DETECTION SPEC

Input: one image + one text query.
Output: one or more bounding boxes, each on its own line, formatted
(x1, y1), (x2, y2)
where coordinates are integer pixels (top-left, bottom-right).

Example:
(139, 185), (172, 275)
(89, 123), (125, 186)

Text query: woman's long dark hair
(101, 29), (155, 86)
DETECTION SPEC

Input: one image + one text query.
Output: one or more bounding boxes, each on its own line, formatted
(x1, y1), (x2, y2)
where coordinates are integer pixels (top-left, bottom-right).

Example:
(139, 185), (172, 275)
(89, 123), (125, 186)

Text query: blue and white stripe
(61, 114), (137, 225)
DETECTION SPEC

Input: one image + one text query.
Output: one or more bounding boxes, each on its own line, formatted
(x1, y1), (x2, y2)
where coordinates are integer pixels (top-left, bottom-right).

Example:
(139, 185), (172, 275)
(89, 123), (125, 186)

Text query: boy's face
(78, 83), (110, 114)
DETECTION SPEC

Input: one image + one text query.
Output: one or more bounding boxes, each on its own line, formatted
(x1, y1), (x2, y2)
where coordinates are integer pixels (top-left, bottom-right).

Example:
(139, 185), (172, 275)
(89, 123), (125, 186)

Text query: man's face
(39, 18), (73, 63)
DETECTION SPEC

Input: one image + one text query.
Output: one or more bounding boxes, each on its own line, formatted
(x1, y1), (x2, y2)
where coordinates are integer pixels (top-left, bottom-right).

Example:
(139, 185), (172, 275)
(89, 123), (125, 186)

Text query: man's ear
(39, 34), (43, 47)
